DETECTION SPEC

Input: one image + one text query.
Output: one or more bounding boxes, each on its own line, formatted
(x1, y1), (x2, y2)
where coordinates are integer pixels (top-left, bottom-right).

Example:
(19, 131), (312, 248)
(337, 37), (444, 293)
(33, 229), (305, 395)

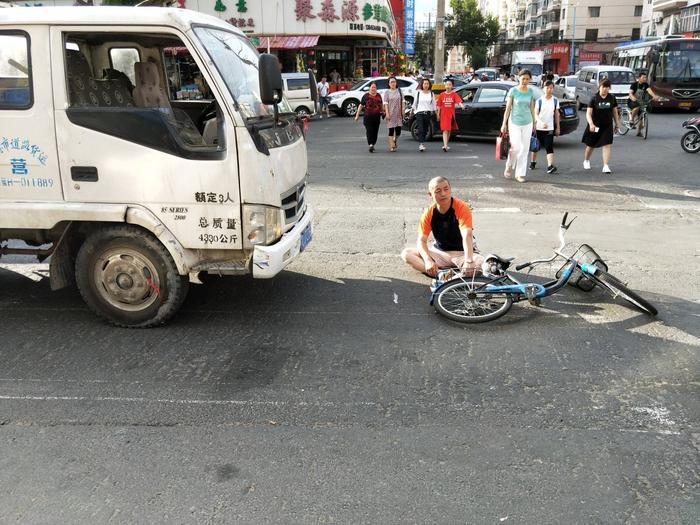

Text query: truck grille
(281, 178), (307, 230)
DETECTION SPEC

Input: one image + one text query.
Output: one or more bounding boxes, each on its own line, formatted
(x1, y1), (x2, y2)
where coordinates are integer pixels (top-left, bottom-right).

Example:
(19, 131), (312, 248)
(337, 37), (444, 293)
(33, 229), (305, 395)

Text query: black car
(403, 81), (579, 140)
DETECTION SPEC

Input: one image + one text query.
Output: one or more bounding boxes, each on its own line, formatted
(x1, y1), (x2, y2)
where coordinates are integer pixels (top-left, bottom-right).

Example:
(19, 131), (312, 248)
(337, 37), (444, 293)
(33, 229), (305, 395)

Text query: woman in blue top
(500, 70), (537, 183)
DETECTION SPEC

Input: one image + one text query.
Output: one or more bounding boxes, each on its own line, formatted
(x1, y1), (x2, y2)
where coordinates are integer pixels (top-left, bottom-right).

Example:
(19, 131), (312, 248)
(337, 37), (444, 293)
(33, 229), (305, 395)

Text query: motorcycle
(680, 115), (700, 154)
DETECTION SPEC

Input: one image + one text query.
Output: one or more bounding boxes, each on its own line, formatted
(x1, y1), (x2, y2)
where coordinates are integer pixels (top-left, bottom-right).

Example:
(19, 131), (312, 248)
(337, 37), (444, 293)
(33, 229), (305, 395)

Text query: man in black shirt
(628, 71), (658, 136)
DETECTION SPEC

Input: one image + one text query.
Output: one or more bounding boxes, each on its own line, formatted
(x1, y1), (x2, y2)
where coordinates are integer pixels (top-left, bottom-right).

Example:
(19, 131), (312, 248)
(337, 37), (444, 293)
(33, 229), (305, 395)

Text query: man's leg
(400, 248), (427, 273)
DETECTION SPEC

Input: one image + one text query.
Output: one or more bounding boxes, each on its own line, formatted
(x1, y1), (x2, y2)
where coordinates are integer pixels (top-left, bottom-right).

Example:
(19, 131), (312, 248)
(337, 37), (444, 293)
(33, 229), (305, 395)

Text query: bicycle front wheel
(642, 112), (649, 139)
(433, 277), (513, 323)
(618, 109), (631, 135)
(590, 269), (658, 316)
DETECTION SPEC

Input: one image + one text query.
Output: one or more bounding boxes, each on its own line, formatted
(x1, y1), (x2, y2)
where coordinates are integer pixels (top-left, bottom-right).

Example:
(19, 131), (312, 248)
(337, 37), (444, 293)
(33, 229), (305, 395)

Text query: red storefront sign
(535, 43), (570, 74)
(580, 52), (603, 62)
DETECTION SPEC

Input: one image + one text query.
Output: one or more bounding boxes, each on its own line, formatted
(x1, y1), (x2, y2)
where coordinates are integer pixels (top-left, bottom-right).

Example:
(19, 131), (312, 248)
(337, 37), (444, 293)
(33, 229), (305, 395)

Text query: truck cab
(0, 7), (314, 327)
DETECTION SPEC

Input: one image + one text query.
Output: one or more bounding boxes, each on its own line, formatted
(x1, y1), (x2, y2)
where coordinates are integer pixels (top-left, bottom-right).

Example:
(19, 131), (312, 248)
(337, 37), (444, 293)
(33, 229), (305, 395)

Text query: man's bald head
(428, 176), (450, 192)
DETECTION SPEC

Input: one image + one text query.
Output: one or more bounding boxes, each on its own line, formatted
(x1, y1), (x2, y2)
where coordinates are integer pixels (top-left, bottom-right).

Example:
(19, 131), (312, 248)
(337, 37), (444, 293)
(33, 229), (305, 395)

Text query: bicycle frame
(430, 213), (603, 304)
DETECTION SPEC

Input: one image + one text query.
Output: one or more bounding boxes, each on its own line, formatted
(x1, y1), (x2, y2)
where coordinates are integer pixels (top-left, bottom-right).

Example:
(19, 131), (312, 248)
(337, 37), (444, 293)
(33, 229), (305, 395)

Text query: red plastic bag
(496, 132), (510, 160)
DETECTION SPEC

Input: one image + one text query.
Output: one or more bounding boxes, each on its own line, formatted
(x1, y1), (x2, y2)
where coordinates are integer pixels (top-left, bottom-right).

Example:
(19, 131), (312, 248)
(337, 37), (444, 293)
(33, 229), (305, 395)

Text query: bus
(613, 37), (700, 111)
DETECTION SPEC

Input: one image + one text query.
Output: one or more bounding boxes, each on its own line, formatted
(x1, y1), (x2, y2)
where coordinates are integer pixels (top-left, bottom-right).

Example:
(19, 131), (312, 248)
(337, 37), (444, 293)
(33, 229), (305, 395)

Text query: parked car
(474, 68), (500, 81)
(282, 72), (317, 117)
(553, 75), (577, 100)
(328, 76), (418, 116)
(402, 81), (580, 140)
(574, 65), (635, 110)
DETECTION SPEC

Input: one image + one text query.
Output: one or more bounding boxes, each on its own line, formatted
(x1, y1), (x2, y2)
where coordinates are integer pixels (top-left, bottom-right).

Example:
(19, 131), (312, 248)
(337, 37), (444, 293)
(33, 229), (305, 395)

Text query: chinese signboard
(404, 0), (415, 55)
(179, 0), (395, 43)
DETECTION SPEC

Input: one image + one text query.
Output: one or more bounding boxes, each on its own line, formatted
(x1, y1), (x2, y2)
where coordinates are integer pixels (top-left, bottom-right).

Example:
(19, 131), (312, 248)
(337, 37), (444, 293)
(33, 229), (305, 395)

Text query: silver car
(553, 75), (577, 100)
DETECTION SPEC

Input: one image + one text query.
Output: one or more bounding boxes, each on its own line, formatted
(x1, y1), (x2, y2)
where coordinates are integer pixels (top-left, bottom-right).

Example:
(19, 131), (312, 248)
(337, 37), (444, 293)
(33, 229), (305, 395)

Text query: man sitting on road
(628, 71), (659, 136)
(401, 176), (484, 277)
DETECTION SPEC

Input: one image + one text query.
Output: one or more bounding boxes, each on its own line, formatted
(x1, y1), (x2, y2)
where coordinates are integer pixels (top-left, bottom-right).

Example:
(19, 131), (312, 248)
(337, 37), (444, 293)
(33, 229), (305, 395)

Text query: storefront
(535, 43), (570, 75)
(185, 0), (399, 82)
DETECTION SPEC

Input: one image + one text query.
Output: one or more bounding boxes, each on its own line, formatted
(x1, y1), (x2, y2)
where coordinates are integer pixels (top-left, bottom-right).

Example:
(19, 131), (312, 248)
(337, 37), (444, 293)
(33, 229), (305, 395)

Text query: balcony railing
(652, 0), (687, 13)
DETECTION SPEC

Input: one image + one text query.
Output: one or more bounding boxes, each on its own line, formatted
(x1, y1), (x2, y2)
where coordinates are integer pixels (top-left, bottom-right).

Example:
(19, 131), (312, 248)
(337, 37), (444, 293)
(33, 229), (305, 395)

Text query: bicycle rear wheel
(618, 109), (631, 135)
(433, 277), (513, 323)
(589, 269), (658, 315)
(642, 111), (649, 139)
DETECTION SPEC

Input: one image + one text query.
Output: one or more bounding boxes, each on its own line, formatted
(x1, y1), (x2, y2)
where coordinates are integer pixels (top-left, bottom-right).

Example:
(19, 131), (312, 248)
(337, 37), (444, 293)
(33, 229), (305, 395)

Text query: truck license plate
(679, 102), (692, 108)
(564, 107), (575, 116)
(300, 224), (312, 252)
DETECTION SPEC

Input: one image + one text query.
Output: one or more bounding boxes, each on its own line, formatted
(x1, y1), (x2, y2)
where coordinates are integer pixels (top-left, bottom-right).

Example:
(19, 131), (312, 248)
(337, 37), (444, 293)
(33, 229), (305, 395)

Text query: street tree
(445, 0), (500, 68)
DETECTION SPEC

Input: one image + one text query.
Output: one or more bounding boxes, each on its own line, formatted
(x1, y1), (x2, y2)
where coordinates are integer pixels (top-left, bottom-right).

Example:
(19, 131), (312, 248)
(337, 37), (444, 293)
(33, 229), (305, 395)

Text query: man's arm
(460, 228), (474, 267)
(417, 233), (438, 276)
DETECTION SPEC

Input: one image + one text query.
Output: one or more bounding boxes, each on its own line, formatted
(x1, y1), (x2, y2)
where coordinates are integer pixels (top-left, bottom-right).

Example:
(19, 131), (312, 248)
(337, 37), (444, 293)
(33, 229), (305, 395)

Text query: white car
(553, 75), (577, 100)
(328, 76), (418, 116)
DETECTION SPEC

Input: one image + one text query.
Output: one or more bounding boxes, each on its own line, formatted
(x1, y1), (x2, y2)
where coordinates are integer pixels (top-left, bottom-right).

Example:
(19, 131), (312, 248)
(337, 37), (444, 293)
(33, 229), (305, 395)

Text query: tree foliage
(446, 0), (500, 54)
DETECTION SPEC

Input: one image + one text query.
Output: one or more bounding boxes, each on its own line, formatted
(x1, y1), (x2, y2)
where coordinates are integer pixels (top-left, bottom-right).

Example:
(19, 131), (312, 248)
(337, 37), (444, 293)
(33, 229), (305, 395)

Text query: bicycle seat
(486, 254), (514, 264)
(481, 254), (514, 276)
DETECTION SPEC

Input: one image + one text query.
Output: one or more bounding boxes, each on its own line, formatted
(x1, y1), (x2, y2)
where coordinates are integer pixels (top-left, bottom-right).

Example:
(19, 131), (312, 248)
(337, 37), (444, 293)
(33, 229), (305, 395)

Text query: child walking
(530, 80), (561, 174)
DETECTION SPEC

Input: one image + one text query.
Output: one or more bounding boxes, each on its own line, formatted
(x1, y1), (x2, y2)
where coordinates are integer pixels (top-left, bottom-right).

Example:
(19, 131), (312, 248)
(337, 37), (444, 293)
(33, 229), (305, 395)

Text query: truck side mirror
(308, 69), (318, 102)
(259, 53), (283, 105)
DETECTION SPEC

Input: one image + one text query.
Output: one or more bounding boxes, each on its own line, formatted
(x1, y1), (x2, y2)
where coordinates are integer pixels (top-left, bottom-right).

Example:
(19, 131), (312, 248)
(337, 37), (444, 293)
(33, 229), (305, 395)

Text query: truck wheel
(75, 225), (189, 327)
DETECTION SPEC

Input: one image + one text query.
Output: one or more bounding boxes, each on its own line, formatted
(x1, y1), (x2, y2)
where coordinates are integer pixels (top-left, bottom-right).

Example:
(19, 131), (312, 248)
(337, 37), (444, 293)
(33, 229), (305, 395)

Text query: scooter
(680, 115), (700, 154)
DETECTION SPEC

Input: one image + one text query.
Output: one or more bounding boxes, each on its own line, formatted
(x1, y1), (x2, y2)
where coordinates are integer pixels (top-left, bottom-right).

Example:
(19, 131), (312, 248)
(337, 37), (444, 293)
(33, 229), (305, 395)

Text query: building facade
(642, 0), (700, 38)
(10, 0), (401, 80)
(490, 0), (645, 74)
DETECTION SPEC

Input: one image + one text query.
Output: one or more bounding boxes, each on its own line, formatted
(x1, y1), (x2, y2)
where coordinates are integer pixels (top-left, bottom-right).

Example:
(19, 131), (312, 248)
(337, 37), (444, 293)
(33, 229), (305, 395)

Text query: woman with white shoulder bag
(413, 78), (436, 152)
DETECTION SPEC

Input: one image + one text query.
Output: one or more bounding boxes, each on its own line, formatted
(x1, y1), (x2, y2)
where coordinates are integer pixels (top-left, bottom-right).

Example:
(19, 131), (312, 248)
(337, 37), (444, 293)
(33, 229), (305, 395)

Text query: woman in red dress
(435, 79), (463, 152)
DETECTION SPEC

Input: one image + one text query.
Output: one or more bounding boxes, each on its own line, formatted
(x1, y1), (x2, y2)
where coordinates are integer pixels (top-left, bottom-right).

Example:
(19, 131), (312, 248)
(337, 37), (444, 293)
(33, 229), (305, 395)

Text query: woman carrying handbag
(500, 70), (537, 183)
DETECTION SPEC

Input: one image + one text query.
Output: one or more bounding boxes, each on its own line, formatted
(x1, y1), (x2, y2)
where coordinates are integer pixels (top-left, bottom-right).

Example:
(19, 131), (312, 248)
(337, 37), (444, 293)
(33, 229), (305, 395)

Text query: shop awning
(255, 36), (320, 50)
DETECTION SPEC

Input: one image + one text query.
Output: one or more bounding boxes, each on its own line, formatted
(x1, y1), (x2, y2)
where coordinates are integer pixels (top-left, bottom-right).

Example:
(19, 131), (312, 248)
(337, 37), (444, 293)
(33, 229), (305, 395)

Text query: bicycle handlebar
(515, 212), (577, 272)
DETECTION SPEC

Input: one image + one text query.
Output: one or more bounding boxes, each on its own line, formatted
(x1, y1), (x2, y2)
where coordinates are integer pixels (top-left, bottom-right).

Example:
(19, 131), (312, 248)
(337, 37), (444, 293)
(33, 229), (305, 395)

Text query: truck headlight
(243, 204), (283, 246)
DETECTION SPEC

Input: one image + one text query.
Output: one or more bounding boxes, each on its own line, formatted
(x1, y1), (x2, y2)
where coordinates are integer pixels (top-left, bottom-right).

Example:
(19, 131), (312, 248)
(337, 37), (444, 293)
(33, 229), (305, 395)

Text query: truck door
(49, 27), (242, 251)
(0, 28), (63, 203)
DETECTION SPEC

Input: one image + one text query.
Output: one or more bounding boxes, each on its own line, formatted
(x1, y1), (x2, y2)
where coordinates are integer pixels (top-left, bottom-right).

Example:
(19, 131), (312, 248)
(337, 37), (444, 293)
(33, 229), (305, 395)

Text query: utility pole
(568, 4), (577, 73)
(434, 0), (445, 80)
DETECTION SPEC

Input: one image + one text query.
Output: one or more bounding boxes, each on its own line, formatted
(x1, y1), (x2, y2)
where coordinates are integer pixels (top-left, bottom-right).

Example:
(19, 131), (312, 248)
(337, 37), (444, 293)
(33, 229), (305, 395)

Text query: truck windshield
(195, 27), (290, 118)
(516, 64), (543, 77)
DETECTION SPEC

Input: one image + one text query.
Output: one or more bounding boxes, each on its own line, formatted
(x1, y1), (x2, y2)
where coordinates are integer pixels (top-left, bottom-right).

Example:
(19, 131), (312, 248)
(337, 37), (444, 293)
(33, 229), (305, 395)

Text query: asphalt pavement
(1, 110), (699, 524)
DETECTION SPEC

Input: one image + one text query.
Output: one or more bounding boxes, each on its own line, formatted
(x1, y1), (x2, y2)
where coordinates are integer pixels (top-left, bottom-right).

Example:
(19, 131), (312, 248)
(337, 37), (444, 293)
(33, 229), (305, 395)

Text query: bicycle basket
(556, 244), (608, 292)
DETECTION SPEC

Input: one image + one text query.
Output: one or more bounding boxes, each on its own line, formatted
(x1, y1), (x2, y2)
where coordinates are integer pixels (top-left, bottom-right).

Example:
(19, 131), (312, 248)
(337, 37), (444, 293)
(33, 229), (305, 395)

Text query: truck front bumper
(252, 205), (314, 279)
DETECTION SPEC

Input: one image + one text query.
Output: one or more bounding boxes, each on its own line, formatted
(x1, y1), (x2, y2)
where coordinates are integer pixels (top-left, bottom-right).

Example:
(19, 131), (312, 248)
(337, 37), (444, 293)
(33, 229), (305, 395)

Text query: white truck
(510, 51), (545, 84)
(0, 7), (314, 327)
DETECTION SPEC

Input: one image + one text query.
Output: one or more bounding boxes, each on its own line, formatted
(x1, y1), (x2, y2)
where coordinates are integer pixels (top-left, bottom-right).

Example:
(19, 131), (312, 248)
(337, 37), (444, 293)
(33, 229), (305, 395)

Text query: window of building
(634, 5), (643, 17)
(0, 32), (32, 110)
(588, 6), (601, 17)
(631, 28), (641, 40)
(585, 29), (599, 41)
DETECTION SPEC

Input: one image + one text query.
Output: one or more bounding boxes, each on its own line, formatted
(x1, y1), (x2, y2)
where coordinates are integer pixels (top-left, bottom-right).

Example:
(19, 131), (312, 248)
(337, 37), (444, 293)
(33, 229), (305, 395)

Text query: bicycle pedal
(528, 297), (542, 307)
